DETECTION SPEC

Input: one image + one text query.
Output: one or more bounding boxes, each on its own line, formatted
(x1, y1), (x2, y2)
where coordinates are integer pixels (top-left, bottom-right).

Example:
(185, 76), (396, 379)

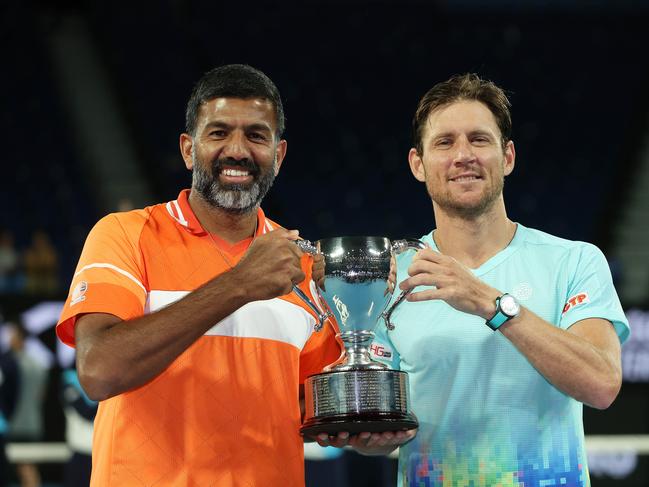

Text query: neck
(188, 190), (258, 243)
(432, 197), (516, 269)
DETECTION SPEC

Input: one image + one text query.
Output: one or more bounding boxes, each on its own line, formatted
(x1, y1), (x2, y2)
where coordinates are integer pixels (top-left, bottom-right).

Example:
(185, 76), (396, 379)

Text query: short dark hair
(412, 73), (512, 155)
(185, 64), (285, 138)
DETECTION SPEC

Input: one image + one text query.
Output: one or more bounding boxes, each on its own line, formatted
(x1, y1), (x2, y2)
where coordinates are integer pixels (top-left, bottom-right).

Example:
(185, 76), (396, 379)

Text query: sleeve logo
(71, 281), (88, 306)
(562, 292), (589, 314)
(370, 343), (392, 359)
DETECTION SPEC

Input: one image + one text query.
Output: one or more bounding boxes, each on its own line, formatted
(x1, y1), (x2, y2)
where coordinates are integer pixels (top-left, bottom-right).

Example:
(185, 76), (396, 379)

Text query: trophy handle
(293, 239), (332, 332)
(381, 239), (427, 331)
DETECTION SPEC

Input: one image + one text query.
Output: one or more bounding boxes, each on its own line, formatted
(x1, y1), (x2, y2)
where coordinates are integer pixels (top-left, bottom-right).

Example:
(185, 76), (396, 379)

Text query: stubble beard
(429, 169), (505, 219)
(191, 149), (278, 215)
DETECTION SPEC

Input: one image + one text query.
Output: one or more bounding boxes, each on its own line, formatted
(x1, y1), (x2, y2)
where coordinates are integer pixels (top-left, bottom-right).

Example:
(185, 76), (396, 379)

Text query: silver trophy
(297, 236), (425, 437)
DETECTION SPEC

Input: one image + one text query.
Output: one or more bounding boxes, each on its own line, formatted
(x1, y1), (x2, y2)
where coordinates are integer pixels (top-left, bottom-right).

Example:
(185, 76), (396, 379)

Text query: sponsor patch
(70, 281), (88, 306)
(370, 343), (393, 359)
(562, 292), (589, 314)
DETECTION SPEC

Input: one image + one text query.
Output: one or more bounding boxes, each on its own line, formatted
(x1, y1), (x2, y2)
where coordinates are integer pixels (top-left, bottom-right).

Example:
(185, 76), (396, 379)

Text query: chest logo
(563, 292), (589, 314)
(513, 282), (533, 301)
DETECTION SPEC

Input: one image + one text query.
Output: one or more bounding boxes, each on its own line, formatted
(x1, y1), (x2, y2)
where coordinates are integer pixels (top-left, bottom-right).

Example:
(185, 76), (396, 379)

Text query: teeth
(222, 169), (250, 177)
(453, 176), (478, 182)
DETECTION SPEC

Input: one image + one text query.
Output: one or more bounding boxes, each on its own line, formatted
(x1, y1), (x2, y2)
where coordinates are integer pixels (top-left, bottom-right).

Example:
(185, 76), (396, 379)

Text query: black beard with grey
(192, 154), (277, 214)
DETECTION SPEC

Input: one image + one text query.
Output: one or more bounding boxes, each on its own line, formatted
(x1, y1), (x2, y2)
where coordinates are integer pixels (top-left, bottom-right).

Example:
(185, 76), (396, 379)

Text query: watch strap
(486, 295), (508, 330)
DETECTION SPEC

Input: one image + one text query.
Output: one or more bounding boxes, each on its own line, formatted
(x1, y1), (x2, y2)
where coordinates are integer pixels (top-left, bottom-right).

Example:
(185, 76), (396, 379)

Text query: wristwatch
(486, 293), (520, 330)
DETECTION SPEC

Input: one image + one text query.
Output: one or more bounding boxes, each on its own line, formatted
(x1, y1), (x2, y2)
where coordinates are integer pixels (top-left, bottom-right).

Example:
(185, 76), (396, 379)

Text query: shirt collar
(166, 189), (270, 237)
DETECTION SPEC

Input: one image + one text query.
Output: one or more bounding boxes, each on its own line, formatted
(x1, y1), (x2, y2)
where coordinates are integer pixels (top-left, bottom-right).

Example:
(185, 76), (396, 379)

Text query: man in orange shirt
(56, 64), (341, 486)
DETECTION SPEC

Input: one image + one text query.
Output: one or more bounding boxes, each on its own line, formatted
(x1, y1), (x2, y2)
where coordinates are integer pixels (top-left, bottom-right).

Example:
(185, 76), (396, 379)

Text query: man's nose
(452, 137), (476, 164)
(221, 131), (251, 160)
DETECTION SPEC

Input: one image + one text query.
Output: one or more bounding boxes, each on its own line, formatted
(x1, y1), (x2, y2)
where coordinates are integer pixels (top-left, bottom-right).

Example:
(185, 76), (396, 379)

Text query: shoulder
(517, 225), (607, 267)
(89, 204), (163, 242)
(518, 225), (598, 252)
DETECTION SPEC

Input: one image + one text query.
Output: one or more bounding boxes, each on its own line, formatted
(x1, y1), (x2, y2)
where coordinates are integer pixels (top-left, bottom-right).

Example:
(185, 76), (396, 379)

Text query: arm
(401, 249), (622, 409)
(76, 229), (306, 401)
(499, 312), (621, 409)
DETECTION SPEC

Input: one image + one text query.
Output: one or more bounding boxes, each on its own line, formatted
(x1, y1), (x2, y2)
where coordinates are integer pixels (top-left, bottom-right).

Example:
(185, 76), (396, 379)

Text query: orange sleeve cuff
(56, 283), (145, 347)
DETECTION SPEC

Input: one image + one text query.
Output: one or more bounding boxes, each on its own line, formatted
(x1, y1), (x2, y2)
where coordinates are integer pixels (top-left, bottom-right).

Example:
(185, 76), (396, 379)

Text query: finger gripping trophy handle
(292, 239), (331, 332)
(295, 239), (318, 255)
(382, 239), (427, 331)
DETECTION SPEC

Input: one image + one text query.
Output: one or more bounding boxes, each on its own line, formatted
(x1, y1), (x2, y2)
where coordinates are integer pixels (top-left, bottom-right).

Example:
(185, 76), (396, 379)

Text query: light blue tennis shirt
(371, 224), (629, 487)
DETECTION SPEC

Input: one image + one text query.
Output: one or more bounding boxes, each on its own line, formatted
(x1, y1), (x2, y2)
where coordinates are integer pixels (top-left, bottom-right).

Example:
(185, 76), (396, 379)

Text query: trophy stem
(325, 330), (388, 372)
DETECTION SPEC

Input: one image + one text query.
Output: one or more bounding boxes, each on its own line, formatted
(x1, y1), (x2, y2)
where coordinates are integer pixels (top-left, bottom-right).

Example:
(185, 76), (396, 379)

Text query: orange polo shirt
(57, 189), (341, 487)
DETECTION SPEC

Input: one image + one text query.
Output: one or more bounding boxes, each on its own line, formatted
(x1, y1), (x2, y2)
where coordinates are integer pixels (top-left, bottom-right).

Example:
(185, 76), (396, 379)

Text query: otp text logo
(563, 292), (589, 314)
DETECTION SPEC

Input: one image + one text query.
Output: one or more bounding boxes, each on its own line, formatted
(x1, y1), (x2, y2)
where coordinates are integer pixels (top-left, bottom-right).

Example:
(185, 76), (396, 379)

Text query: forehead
(424, 100), (501, 138)
(196, 97), (276, 130)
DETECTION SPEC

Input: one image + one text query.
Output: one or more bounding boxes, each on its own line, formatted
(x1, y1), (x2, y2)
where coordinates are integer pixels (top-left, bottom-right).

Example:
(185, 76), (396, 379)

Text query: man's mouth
(449, 174), (482, 182)
(218, 167), (254, 185)
(222, 168), (250, 177)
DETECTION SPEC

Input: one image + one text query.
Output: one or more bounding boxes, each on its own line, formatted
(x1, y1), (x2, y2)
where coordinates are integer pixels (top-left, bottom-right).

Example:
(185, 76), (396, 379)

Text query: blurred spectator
(6, 322), (48, 487)
(0, 230), (21, 294)
(60, 368), (96, 487)
(0, 346), (19, 487)
(23, 230), (59, 295)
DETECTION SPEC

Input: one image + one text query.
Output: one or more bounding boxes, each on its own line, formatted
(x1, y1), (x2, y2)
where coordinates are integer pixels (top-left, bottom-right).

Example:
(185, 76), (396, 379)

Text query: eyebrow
(204, 121), (272, 133)
(468, 129), (495, 138)
(431, 129), (496, 140)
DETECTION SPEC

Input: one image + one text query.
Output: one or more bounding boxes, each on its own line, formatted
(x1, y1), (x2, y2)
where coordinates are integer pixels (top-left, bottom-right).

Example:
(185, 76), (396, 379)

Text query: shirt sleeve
(559, 243), (629, 344)
(56, 213), (148, 347)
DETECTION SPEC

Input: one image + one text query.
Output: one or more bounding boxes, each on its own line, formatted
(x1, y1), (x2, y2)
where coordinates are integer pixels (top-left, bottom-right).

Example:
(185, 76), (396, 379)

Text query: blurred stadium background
(2, 0), (649, 485)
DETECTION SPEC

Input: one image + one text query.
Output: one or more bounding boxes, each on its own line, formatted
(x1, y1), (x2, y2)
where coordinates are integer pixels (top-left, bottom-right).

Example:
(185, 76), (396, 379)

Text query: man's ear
(503, 140), (515, 176)
(408, 148), (426, 182)
(180, 133), (194, 170)
(273, 139), (287, 175)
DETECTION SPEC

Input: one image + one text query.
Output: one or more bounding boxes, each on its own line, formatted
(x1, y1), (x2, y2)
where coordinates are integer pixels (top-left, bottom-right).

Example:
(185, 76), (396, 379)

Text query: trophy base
(301, 368), (417, 439)
(300, 411), (418, 438)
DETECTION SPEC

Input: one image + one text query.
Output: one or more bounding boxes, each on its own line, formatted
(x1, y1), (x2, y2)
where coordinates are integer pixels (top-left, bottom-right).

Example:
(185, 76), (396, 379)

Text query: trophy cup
(298, 236), (426, 437)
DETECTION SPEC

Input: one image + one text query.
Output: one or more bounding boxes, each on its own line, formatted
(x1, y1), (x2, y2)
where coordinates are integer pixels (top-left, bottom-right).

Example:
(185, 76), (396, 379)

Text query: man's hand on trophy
(230, 229), (306, 301)
(312, 252), (326, 291)
(399, 248), (500, 319)
(314, 429), (417, 455)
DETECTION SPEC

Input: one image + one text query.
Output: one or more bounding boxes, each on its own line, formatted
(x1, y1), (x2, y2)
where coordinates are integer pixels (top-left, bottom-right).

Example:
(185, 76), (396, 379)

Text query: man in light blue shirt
(317, 73), (628, 487)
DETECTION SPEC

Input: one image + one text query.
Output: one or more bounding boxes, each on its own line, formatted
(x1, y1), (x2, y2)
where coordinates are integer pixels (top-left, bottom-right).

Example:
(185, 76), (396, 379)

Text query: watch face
(500, 294), (520, 317)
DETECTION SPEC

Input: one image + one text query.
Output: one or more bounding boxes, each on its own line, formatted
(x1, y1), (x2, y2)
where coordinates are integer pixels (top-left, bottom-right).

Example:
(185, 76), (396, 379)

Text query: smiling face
(180, 97), (287, 214)
(408, 100), (515, 219)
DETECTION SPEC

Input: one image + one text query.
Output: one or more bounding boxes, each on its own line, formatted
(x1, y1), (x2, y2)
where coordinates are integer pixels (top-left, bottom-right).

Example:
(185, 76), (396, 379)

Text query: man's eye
(472, 137), (490, 145)
(209, 130), (226, 137)
(249, 133), (267, 141)
(436, 139), (452, 147)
